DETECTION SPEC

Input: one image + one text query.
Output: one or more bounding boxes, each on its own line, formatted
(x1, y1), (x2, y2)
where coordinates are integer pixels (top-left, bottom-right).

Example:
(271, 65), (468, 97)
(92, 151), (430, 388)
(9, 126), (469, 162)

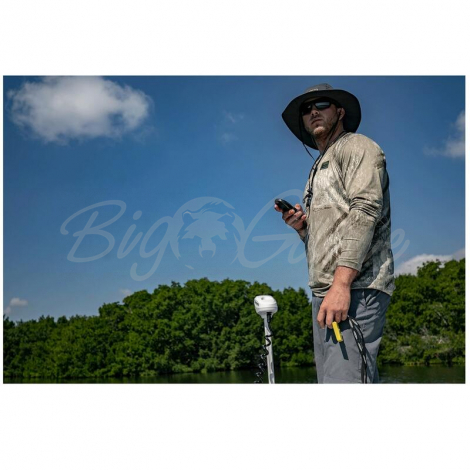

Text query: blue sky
(3, 76), (465, 321)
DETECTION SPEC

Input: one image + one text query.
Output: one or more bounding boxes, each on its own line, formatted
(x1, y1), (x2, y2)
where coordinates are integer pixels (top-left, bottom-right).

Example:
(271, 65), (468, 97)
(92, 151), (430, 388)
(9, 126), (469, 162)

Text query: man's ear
(338, 108), (345, 120)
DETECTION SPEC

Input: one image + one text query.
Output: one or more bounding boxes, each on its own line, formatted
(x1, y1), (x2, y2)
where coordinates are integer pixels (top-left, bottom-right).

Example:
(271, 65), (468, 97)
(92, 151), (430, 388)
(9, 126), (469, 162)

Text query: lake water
(3, 364), (465, 384)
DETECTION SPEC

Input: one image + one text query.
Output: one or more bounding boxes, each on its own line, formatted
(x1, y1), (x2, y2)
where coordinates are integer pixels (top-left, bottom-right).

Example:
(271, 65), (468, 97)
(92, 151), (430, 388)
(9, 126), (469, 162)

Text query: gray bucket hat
(282, 83), (361, 149)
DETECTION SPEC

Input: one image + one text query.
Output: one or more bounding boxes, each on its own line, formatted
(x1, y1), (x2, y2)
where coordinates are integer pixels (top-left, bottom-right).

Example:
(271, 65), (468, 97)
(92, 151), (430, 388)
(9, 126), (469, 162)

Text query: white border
(1, 1), (468, 469)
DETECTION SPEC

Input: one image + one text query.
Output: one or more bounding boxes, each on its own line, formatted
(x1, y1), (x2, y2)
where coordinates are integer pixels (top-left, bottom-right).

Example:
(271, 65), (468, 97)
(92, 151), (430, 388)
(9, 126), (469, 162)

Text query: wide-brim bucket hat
(282, 83), (361, 149)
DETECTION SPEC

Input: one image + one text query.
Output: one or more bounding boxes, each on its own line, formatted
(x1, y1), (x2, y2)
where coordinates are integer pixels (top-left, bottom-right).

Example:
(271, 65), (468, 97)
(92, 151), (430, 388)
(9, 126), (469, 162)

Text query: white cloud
(395, 247), (465, 275)
(120, 288), (133, 297)
(424, 111), (465, 158)
(223, 111), (244, 124)
(218, 110), (244, 144)
(10, 297), (29, 307)
(8, 76), (152, 144)
(4, 297), (29, 315)
(220, 132), (238, 144)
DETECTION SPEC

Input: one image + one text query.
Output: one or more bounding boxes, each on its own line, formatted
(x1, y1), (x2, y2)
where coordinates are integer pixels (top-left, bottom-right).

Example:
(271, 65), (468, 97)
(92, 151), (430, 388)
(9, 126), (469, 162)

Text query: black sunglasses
(300, 100), (333, 115)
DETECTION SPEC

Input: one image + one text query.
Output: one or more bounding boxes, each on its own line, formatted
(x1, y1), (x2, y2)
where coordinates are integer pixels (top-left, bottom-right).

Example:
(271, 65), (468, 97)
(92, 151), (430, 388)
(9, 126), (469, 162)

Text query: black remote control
(275, 198), (295, 213)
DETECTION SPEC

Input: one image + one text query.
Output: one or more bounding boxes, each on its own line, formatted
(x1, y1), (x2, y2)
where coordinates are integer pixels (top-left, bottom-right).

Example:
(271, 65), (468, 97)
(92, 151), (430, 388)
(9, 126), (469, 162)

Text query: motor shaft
(254, 295), (278, 384)
(264, 316), (275, 384)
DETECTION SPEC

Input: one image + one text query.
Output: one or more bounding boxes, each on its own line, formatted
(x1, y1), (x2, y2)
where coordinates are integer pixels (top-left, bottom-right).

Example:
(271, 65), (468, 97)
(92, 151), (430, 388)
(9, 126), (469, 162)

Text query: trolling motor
(253, 295), (278, 384)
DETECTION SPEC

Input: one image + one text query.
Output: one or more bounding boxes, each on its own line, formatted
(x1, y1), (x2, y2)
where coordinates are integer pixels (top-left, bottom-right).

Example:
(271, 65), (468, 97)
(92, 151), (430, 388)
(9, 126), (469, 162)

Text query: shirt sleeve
(336, 135), (387, 272)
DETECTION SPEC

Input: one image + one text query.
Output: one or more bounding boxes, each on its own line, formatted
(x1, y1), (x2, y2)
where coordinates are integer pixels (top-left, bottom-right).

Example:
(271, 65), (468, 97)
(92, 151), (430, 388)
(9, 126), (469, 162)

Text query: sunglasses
(300, 100), (333, 115)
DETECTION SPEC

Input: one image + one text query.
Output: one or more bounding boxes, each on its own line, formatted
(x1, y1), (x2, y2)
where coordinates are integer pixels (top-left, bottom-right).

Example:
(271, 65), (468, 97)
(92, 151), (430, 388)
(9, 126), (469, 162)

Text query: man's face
(301, 99), (341, 139)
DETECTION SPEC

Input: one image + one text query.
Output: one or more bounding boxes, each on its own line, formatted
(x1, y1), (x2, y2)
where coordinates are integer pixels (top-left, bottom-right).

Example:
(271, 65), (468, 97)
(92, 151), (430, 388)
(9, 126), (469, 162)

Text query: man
(276, 83), (395, 383)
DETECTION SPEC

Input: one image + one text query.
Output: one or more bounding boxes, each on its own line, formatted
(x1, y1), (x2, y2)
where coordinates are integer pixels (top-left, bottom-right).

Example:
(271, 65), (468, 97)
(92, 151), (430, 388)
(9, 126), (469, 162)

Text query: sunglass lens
(301, 103), (312, 115)
(301, 101), (331, 115)
(314, 101), (331, 110)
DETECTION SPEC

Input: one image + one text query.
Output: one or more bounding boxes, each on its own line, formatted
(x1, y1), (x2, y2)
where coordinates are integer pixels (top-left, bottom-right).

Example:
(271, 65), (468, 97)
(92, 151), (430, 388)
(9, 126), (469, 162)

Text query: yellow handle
(332, 322), (343, 342)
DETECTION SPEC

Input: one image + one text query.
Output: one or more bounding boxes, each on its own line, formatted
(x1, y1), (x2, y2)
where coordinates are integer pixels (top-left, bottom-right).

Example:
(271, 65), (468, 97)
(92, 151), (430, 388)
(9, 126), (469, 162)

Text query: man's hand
(317, 266), (358, 329)
(317, 284), (351, 329)
(274, 203), (307, 236)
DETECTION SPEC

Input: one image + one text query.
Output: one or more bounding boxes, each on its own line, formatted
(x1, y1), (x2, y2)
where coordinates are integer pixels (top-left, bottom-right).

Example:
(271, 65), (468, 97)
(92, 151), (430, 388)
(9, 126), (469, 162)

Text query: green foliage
(379, 258), (465, 366)
(3, 278), (313, 378)
(3, 259), (465, 379)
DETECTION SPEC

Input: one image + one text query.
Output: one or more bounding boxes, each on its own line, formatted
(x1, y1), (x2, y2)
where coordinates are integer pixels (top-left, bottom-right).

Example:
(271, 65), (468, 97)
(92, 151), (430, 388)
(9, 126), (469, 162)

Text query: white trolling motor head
(254, 295), (278, 318)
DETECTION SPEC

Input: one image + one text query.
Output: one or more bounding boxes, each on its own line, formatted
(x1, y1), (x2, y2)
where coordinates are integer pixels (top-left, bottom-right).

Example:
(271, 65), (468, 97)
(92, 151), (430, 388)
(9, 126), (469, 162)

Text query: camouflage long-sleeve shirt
(300, 132), (395, 297)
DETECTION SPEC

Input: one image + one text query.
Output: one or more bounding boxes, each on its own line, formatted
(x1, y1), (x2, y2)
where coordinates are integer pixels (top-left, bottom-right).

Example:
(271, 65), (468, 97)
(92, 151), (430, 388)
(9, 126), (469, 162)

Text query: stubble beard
(309, 125), (327, 139)
(306, 120), (333, 141)
(303, 108), (343, 149)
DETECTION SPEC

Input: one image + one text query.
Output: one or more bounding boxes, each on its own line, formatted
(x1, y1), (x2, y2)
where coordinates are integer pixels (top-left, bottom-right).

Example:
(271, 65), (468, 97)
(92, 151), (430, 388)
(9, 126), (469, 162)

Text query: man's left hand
(317, 284), (351, 329)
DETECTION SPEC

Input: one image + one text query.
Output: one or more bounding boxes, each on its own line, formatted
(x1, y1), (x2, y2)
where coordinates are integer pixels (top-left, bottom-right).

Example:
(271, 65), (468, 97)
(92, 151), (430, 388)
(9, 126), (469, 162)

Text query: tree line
(3, 259), (465, 379)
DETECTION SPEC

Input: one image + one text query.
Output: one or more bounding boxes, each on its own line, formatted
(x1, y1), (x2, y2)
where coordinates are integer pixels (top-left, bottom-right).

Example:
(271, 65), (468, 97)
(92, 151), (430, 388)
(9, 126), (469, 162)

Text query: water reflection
(3, 365), (465, 384)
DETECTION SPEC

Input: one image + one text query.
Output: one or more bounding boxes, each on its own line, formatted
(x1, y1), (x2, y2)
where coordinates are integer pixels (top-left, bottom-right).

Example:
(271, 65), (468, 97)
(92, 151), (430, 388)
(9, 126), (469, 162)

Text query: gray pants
(312, 289), (391, 384)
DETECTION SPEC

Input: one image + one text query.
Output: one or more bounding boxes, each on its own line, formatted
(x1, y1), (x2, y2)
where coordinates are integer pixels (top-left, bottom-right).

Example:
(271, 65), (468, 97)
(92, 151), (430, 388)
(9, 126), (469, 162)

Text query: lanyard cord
(302, 129), (348, 213)
(349, 317), (368, 383)
(298, 109), (344, 194)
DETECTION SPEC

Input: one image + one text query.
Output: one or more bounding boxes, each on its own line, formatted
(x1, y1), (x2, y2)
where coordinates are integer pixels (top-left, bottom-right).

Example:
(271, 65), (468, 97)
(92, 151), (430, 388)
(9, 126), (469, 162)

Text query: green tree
(3, 264), (465, 380)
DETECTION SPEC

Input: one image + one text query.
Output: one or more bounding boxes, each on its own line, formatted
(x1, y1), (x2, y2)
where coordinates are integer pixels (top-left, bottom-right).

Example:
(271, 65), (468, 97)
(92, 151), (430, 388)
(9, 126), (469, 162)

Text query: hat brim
(282, 89), (361, 150)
